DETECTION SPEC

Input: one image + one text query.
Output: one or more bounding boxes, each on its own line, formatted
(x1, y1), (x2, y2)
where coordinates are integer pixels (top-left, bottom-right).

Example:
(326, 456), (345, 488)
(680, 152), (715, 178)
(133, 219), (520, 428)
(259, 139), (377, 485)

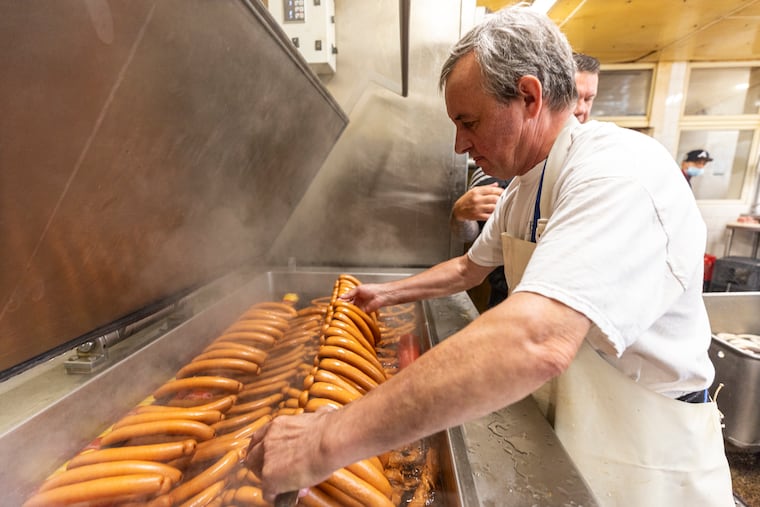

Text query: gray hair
(439, 4), (576, 111)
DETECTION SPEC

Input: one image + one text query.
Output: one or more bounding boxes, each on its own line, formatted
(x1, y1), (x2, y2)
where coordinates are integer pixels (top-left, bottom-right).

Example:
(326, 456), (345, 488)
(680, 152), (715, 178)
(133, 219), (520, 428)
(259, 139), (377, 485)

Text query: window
(680, 63), (760, 202)
(592, 65), (654, 129)
(677, 129), (753, 200)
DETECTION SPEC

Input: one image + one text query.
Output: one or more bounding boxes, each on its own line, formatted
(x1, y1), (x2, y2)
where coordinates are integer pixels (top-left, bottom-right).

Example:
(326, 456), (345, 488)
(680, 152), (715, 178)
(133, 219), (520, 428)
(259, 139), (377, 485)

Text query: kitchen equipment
(0, 268), (600, 506)
(704, 292), (760, 451)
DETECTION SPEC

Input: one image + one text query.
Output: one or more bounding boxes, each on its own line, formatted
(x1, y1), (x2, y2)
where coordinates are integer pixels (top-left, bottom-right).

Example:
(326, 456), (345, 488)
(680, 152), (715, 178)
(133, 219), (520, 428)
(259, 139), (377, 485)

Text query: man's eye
(462, 121), (476, 129)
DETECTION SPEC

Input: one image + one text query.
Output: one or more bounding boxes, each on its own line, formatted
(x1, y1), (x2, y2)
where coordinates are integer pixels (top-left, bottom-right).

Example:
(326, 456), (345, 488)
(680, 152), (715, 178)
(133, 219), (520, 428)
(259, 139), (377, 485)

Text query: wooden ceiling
(476, 0), (760, 63)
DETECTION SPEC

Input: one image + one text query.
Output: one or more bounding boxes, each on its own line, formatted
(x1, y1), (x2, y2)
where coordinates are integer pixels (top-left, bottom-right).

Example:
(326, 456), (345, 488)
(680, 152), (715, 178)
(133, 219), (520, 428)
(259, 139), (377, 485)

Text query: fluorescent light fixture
(530, 0), (557, 14)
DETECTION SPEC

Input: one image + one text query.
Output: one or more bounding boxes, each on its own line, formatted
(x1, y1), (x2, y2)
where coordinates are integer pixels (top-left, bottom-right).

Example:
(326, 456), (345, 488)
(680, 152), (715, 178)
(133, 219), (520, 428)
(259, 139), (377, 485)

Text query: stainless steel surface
(271, 0), (470, 267)
(1, 268), (598, 506)
(423, 294), (600, 506)
(704, 292), (760, 451)
(0, 0), (347, 375)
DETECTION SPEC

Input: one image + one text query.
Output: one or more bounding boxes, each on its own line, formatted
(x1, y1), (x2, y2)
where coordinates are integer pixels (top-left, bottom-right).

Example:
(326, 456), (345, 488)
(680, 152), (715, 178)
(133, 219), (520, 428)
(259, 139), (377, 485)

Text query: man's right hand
(452, 183), (505, 222)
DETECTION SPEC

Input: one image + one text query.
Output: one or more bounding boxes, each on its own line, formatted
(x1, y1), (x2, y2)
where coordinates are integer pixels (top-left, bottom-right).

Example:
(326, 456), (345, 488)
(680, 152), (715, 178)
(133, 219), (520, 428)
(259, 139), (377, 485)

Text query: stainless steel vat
(704, 292), (760, 451)
(0, 268), (599, 506)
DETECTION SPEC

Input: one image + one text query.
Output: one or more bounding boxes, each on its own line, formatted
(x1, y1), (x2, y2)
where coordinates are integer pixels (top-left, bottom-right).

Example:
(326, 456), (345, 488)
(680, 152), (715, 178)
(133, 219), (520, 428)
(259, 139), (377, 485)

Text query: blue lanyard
(530, 159), (548, 243)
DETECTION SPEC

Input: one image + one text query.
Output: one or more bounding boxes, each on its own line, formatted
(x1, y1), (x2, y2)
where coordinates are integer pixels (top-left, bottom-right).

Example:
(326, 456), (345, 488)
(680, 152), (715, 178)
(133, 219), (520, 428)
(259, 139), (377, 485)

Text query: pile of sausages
(23, 274), (411, 507)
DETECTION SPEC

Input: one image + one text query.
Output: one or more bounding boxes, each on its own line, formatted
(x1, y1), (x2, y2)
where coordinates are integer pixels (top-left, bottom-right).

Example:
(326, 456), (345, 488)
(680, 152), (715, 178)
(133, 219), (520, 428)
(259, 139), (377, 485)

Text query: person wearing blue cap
(681, 149), (713, 185)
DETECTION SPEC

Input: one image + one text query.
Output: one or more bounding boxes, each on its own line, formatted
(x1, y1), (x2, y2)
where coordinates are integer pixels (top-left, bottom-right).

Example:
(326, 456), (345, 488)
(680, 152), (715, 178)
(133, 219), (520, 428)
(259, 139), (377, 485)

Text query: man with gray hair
(247, 6), (733, 506)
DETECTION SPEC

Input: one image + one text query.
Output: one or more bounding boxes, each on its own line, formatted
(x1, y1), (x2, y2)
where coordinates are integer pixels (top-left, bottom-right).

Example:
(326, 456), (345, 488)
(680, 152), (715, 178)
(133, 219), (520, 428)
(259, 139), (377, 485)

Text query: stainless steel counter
(0, 268), (598, 506)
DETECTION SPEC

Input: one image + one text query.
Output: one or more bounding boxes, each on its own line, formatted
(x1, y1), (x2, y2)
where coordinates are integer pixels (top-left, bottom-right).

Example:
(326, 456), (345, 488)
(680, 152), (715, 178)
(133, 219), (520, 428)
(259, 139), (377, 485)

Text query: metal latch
(64, 301), (186, 374)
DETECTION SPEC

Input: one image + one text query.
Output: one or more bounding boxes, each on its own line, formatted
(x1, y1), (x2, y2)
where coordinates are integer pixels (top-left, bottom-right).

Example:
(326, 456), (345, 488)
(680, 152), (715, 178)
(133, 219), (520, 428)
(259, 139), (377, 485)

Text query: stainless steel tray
(0, 267), (597, 506)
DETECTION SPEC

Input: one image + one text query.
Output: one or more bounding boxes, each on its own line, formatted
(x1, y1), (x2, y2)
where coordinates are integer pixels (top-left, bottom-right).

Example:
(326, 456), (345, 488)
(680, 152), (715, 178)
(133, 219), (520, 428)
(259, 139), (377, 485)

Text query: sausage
(231, 485), (269, 506)
(298, 487), (343, 507)
(325, 468), (394, 507)
(318, 358), (378, 392)
(317, 346), (386, 385)
(229, 318), (290, 333)
(323, 335), (384, 373)
(338, 273), (363, 287)
(304, 397), (343, 412)
(317, 482), (363, 507)
(333, 307), (377, 347)
(226, 392), (284, 416)
(168, 448), (244, 505)
(334, 301), (381, 343)
(203, 341), (269, 356)
(243, 365), (299, 387)
(323, 320), (375, 354)
(176, 358), (261, 378)
(178, 478), (227, 507)
(238, 380), (290, 400)
(346, 459), (392, 499)
(211, 405), (272, 434)
(215, 331), (277, 347)
(183, 395), (238, 414)
(191, 435), (250, 464)
(114, 410), (224, 429)
(308, 381), (361, 406)
(193, 347), (268, 365)
(67, 440), (197, 468)
(99, 419), (215, 446)
(230, 414), (273, 440)
(39, 461), (183, 492)
(23, 473), (169, 507)
(224, 323), (285, 339)
(248, 301), (297, 317)
(276, 407), (304, 416)
(261, 344), (305, 369)
(152, 377), (243, 400)
(313, 369), (366, 395)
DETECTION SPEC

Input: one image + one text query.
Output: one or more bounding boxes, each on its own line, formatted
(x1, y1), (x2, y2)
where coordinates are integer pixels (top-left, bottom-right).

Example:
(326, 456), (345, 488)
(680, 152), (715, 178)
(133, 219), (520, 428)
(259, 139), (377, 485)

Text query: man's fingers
(244, 421), (271, 473)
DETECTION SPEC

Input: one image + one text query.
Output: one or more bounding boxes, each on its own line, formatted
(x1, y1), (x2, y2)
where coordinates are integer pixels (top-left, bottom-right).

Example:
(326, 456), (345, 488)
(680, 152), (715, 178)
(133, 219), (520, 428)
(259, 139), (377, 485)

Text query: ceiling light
(530, 0), (557, 14)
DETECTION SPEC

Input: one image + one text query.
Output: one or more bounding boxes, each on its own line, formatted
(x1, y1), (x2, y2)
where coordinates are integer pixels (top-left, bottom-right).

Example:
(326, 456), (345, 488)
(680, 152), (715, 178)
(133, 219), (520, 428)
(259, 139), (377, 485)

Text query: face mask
(686, 167), (704, 177)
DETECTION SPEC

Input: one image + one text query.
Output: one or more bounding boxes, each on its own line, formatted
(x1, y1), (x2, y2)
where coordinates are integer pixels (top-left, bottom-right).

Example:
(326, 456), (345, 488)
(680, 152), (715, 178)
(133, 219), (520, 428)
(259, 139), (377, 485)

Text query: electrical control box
(268, 0), (336, 75)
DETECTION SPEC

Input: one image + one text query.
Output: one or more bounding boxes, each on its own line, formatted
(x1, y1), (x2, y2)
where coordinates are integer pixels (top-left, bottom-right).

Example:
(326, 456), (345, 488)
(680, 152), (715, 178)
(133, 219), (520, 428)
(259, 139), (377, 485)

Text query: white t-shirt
(469, 120), (714, 398)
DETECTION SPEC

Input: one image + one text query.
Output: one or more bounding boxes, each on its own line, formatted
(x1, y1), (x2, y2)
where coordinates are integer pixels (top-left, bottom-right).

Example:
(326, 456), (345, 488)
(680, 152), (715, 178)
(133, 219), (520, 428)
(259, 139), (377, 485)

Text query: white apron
(499, 121), (734, 507)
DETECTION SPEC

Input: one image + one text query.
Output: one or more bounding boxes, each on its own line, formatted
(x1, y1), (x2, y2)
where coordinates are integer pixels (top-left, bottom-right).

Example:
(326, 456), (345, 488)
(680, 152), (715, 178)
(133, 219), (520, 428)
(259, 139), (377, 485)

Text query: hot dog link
(231, 485), (269, 506)
(211, 406), (272, 434)
(346, 459), (392, 499)
(323, 323), (374, 356)
(114, 410), (223, 429)
(23, 473), (169, 507)
(152, 377), (242, 400)
(193, 347), (268, 365)
(323, 335), (384, 373)
(168, 448), (244, 505)
(175, 358), (261, 378)
(178, 478), (227, 507)
(226, 392), (283, 416)
(304, 397), (343, 412)
(313, 369), (366, 396)
(308, 381), (361, 406)
(99, 420), (215, 447)
(67, 440), (197, 468)
(318, 358), (379, 392)
(325, 468), (394, 507)
(317, 346), (386, 384)
(38, 461), (183, 492)
(299, 486), (343, 507)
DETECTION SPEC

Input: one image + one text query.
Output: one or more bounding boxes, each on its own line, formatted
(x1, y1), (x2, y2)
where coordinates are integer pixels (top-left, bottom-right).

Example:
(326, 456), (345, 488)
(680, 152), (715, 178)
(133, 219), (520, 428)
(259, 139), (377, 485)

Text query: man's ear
(517, 75), (542, 118)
